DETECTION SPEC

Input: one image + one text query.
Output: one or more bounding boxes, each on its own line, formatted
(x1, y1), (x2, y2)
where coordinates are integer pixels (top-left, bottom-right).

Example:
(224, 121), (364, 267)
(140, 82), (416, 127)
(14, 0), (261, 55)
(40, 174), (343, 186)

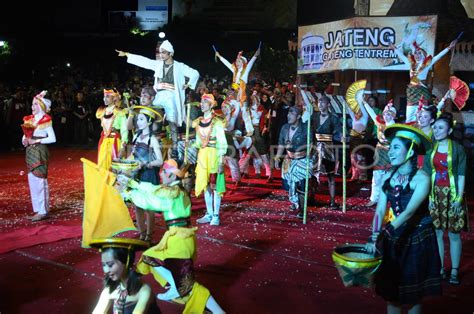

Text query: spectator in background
(72, 91), (89, 145)
(7, 88), (29, 150)
(51, 90), (70, 145)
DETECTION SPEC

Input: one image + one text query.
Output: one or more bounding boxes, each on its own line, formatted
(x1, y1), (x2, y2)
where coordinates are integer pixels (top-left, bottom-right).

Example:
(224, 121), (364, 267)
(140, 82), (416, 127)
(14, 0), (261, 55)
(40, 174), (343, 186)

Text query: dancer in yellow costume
(96, 89), (129, 170)
(193, 94), (228, 226)
(116, 159), (225, 314)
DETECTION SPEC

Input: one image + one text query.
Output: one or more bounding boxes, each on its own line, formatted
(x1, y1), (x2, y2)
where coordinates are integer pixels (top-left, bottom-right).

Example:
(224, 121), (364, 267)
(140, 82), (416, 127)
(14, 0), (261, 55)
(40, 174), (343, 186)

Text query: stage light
(159, 32), (166, 39)
(0, 41), (5, 47)
(66, 63), (71, 67)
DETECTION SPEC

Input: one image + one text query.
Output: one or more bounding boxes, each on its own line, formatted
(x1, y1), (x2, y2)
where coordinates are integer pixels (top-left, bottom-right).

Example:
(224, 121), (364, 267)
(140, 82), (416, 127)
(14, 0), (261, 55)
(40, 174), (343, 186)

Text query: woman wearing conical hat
(90, 237), (160, 313)
(128, 105), (164, 244)
(115, 160), (225, 313)
(366, 124), (441, 313)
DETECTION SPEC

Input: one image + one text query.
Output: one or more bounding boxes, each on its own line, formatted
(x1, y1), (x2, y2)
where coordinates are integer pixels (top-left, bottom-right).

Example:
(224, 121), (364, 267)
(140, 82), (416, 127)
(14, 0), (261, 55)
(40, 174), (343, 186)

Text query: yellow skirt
(97, 137), (121, 170)
(136, 227), (210, 314)
(195, 146), (225, 196)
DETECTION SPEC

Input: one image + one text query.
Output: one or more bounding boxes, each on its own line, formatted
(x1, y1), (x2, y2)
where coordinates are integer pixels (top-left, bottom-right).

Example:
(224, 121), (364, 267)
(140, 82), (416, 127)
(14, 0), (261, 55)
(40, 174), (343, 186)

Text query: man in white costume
(116, 40), (200, 150)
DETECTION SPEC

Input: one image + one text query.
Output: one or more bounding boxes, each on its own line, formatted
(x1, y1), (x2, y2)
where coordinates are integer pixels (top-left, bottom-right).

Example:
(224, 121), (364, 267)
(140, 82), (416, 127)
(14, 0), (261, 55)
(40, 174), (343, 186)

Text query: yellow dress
(96, 106), (129, 170)
(193, 113), (228, 196)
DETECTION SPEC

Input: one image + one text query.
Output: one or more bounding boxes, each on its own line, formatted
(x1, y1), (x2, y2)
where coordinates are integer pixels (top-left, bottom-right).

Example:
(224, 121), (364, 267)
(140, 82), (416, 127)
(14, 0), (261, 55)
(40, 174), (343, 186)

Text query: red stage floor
(0, 147), (473, 313)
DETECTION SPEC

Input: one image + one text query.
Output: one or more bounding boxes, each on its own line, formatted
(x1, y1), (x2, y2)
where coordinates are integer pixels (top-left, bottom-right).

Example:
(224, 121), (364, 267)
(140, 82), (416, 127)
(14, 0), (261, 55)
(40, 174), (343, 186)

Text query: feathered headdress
(383, 99), (397, 116)
(236, 51), (247, 64)
(34, 90), (51, 113)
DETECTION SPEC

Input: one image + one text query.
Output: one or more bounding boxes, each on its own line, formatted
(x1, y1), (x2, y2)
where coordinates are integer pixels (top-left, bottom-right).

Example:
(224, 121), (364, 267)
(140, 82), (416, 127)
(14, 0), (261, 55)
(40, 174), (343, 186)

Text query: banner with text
(297, 15), (437, 74)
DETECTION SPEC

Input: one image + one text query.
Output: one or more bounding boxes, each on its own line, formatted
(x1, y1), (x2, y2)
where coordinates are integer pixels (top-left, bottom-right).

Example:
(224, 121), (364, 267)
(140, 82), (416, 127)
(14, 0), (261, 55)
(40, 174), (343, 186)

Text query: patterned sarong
(315, 141), (335, 173)
(283, 157), (313, 209)
(430, 185), (466, 232)
(26, 144), (49, 178)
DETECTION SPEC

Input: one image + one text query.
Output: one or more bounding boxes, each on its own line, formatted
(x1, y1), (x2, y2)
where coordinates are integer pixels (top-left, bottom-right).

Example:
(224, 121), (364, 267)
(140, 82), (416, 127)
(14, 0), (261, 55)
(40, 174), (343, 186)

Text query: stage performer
(22, 90), (56, 222)
(215, 46), (260, 136)
(177, 91), (201, 166)
(415, 98), (438, 137)
(366, 124), (441, 314)
(391, 39), (456, 123)
(238, 93), (271, 180)
(221, 89), (242, 186)
(128, 105), (163, 244)
(414, 88), (455, 138)
(423, 112), (466, 285)
(347, 95), (369, 181)
(311, 96), (341, 208)
(96, 89), (129, 170)
(274, 106), (312, 218)
(193, 94), (228, 226)
(116, 40), (200, 152)
(364, 100), (396, 207)
(126, 87), (164, 135)
(90, 237), (160, 314)
(115, 159), (225, 313)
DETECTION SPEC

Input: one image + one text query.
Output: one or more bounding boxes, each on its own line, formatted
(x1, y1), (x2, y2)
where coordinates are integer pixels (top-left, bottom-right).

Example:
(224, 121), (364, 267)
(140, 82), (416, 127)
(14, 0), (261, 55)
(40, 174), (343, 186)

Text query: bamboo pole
(184, 102), (191, 164)
(302, 86), (311, 225)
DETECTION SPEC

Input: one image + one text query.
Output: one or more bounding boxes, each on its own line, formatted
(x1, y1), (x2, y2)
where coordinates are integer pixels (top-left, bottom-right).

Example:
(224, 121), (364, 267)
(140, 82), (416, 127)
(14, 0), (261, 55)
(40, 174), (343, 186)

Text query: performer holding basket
(366, 124), (440, 313)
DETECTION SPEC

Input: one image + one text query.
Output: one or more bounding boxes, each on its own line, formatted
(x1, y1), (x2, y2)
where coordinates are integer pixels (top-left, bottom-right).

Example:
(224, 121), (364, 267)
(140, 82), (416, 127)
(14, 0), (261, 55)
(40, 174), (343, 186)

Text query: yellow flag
(81, 158), (136, 247)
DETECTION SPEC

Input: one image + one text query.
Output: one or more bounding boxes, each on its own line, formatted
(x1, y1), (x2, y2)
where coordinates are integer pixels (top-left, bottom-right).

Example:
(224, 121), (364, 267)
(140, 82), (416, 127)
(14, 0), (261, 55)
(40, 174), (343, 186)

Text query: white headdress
(160, 40), (174, 55)
(34, 90), (51, 113)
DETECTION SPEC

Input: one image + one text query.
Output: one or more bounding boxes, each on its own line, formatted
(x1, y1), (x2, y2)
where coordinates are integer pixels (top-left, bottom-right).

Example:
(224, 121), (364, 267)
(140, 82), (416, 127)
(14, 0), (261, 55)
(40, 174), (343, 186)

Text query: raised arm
(300, 89), (314, 123)
(216, 53), (234, 72)
(345, 102), (356, 121)
(363, 101), (377, 122)
(246, 48), (260, 72)
(431, 40), (457, 67)
(358, 99), (369, 126)
(119, 50), (158, 72)
(391, 44), (410, 66)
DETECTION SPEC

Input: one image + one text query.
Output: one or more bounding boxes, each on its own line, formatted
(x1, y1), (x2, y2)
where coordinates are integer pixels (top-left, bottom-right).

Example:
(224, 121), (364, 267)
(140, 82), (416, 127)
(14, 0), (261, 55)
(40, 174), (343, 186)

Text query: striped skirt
(375, 218), (442, 305)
